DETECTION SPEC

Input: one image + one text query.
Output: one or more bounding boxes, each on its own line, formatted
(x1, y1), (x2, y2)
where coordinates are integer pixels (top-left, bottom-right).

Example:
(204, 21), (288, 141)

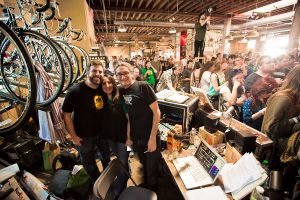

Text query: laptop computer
(173, 138), (226, 190)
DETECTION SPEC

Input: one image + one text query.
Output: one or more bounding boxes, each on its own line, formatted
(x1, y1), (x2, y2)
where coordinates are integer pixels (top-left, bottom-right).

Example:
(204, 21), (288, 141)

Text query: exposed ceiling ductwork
(114, 11), (294, 32)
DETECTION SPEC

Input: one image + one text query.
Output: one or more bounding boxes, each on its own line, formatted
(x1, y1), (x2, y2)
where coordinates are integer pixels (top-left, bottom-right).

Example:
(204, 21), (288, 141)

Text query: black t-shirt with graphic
(62, 82), (106, 137)
(119, 81), (157, 141)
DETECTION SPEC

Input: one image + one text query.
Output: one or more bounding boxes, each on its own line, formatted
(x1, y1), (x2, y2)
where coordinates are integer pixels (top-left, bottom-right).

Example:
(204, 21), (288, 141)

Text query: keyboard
(174, 156), (212, 185)
(182, 157), (211, 183)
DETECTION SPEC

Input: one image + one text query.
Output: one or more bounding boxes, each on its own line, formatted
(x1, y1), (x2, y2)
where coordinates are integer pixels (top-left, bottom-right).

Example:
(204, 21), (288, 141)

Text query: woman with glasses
(101, 74), (130, 197)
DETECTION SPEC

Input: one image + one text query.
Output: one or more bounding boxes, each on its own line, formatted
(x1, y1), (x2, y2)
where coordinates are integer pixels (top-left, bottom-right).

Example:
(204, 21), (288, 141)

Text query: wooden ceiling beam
(116, 0), (118, 7)
(124, 0), (127, 7)
(126, 12), (130, 20)
(131, 0), (135, 8)
(152, 0), (161, 9)
(136, 13), (142, 20)
(95, 8), (225, 18)
(170, 0), (184, 11)
(158, 0), (168, 10)
(184, 1), (202, 12)
(131, 13), (136, 20)
(226, 0), (279, 15)
(180, 0), (193, 11)
(145, 0), (153, 9)
(143, 13), (149, 20)
(138, 0), (144, 9)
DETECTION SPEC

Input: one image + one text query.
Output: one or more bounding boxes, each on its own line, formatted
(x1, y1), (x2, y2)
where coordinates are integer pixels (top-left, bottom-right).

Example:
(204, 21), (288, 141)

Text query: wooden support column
(221, 16), (232, 55)
(288, 0), (300, 51)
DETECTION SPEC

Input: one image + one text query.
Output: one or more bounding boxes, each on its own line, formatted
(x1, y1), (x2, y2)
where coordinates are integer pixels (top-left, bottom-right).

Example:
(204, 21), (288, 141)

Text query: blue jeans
(78, 136), (110, 182)
(108, 140), (129, 195)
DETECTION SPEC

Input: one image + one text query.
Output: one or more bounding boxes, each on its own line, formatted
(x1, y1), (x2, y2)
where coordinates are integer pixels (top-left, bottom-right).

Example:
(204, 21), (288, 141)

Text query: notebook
(173, 138), (226, 190)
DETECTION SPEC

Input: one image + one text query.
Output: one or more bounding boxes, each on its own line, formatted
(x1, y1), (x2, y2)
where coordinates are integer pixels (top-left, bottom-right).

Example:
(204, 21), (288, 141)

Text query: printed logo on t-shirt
(94, 95), (104, 110)
(123, 95), (133, 106)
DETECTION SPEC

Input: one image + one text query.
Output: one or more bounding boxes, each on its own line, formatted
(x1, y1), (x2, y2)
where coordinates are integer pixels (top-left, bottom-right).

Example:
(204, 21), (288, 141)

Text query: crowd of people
(62, 49), (300, 199)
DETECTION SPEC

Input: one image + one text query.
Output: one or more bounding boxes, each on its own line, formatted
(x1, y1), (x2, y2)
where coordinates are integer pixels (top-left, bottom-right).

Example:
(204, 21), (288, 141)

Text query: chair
(93, 158), (157, 200)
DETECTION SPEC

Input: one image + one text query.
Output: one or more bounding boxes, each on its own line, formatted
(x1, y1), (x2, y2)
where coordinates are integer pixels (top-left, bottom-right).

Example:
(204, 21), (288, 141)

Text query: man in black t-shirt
(115, 62), (161, 191)
(62, 61), (110, 182)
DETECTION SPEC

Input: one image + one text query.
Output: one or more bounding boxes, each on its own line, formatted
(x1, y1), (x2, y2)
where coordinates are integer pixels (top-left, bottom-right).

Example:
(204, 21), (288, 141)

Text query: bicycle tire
(50, 40), (73, 91)
(56, 41), (79, 84)
(69, 45), (89, 81)
(35, 0), (50, 13)
(0, 20), (37, 135)
(19, 30), (64, 107)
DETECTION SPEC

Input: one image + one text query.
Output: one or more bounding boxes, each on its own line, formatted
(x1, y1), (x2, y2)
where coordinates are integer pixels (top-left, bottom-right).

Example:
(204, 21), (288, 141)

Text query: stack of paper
(156, 89), (190, 104)
(165, 93), (189, 104)
(156, 89), (176, 100)
(221, 153), (263, 194)
(186, 186), (229, 200)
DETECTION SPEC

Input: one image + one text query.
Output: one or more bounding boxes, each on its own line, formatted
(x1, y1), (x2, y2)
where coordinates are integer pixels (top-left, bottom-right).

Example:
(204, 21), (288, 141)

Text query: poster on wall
(204, 31), (223, 55)
(186, 29), (193, 57)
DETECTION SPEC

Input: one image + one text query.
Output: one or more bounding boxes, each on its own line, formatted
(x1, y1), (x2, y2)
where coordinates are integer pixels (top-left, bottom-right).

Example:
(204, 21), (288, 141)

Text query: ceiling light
(118, 24), (126, 32)
(239, 37), (248, 43)
(169, 27), (176, 34)
(247, 30), (260, 38)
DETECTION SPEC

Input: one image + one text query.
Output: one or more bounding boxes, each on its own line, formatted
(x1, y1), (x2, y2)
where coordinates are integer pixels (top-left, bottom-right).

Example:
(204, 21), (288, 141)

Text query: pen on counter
(144, 150), (148, 153)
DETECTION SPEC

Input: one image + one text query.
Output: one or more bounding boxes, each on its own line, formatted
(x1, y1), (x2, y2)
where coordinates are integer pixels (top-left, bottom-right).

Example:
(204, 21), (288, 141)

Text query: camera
(206, 6), (216, 15)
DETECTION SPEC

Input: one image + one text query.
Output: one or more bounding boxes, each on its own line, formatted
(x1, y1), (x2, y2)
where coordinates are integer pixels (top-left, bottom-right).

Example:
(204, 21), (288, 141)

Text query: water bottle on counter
(250, 186), (265, 200)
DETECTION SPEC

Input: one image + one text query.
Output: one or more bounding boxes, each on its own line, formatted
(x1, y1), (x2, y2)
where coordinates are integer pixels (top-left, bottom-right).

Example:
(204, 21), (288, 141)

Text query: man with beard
(62, 61), (110, 182)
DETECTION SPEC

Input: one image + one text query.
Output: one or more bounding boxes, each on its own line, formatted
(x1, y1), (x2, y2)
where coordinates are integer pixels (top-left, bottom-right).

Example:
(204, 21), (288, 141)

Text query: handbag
(66, 166), (91, 197)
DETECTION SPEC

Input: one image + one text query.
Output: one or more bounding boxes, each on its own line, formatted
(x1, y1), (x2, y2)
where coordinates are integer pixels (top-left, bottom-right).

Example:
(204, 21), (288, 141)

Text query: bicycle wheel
(50, 40), (73, 91)
(56, 41), (79, 84)
(69, 44), (89, 81)
(0, 20), (37, 135)
(19, 30), (64, 107)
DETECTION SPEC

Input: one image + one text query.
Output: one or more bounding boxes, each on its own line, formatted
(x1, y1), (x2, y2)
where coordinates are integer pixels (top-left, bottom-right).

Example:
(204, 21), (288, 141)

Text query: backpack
(280, 130), (300, 164)
(52, 152), (80, 171)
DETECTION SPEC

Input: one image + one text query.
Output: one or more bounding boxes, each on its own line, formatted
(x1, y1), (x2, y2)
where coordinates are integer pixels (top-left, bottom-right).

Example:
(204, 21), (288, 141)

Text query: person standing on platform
(115, 62), (161, 191)
(62, 61), (110, 182)
(194, 11), (210, 59)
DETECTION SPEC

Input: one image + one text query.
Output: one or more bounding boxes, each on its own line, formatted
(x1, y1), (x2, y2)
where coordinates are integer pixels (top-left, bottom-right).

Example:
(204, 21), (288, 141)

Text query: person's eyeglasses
(116, 71), (130, 77)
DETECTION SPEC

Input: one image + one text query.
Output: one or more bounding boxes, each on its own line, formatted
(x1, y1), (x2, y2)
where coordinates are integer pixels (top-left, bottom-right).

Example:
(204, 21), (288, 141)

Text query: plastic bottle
(262, 160), (270, 174)
(250, 186), (265, 200)
(262, 159), (270, 193)
(189, 128), (196, 145)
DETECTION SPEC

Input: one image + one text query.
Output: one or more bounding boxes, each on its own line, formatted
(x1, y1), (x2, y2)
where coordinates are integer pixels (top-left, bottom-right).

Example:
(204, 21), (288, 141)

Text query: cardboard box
(199, 126), (224, 145)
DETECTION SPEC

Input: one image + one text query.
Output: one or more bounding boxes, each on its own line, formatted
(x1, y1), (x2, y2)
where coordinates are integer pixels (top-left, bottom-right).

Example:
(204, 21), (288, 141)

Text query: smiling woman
(100, 73), (130, 196)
